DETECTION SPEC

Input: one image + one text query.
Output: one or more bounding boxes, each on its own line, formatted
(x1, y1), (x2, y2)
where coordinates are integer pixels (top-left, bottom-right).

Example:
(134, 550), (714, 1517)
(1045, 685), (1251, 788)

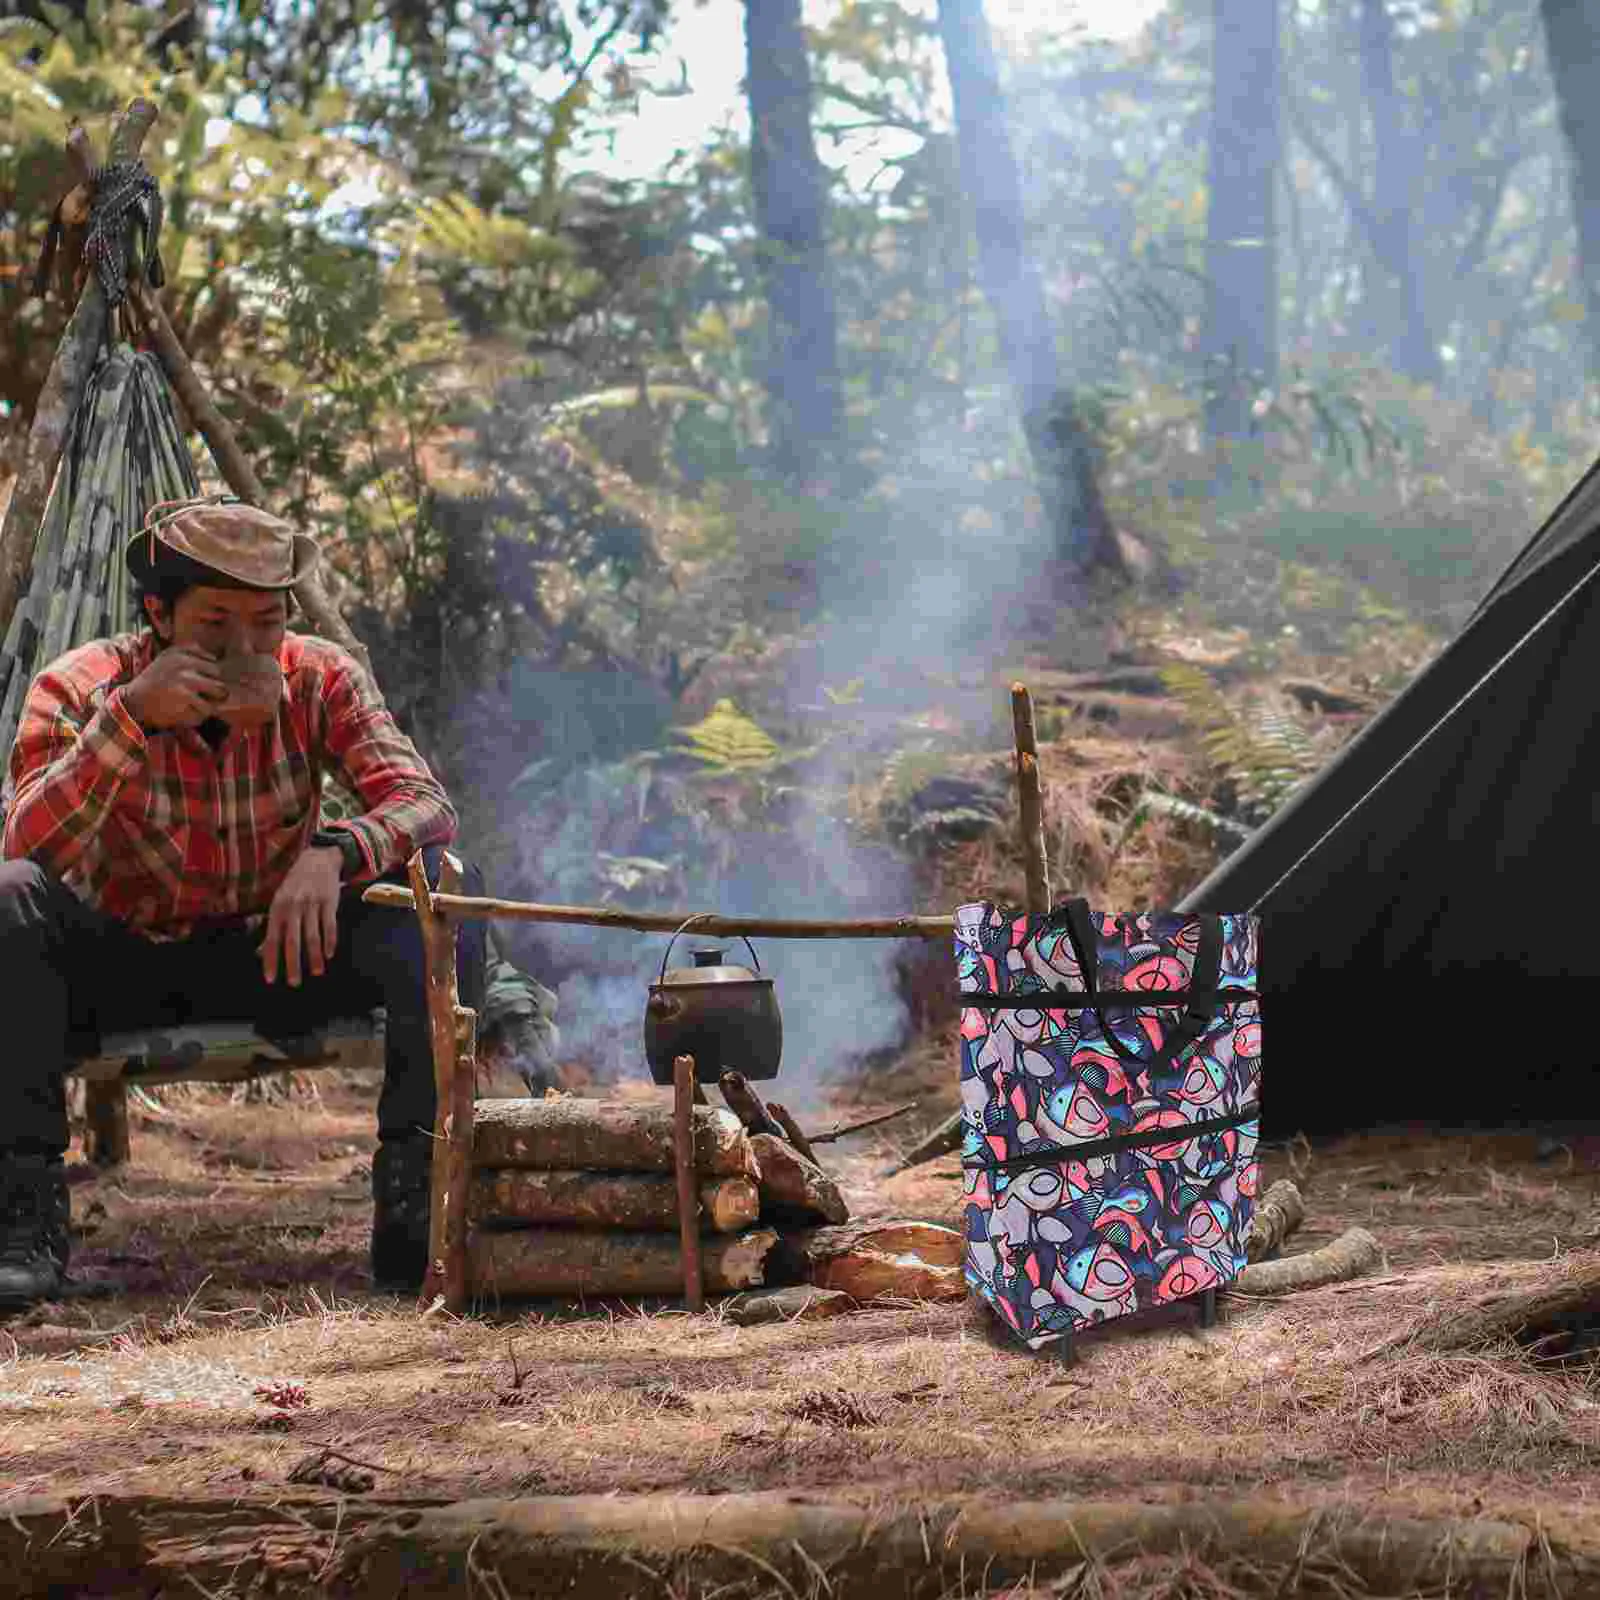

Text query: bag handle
(1052, 899), (1223, 1074)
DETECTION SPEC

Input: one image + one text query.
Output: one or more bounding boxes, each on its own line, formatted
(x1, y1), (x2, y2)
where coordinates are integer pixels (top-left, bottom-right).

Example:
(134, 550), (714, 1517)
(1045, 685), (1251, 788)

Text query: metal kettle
(643, 918), (783, 1085)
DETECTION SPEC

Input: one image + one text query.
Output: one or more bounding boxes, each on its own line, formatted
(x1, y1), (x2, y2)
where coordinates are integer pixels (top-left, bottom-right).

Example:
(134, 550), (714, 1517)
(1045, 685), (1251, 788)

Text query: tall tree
(743, 0), (844, 485)
(1354, 0), (1440, 386)
(1541, 0), (1600, 381)
(935, 0), (1121, 576)
(1202, 0), (1281, 442)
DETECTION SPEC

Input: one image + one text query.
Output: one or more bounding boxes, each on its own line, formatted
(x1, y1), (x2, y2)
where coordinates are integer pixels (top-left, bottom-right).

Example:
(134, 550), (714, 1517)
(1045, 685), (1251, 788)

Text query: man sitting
(0, 494), (485, 1308)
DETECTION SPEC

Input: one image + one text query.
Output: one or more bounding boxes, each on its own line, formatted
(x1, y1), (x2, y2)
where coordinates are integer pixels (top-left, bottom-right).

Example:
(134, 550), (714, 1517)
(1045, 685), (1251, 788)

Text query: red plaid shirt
(2, 630), (456, 940)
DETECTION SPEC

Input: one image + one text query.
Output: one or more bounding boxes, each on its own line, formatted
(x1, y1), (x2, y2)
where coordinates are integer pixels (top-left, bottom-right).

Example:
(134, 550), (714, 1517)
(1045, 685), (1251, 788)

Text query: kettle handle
(658, 915), (763, 984)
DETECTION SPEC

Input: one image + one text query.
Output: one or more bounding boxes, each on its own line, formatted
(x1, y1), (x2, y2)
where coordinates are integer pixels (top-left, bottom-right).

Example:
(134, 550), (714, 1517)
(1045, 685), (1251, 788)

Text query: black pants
(0, 847), (486, 1157)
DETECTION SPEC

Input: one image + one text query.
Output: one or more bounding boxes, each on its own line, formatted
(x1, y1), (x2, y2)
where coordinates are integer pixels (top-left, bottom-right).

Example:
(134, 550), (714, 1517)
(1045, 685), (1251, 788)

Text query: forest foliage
(0, 0), (1594, 946)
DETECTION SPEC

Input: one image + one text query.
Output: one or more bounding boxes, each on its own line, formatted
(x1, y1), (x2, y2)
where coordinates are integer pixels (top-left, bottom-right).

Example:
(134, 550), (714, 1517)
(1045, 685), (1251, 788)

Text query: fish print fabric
(955, 899), (1261, 1351)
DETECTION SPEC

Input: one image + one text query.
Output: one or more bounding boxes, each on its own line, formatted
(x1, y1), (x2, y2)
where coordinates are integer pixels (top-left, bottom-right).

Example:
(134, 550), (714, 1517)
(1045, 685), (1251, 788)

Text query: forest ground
(2, 1057), (1598, 1597)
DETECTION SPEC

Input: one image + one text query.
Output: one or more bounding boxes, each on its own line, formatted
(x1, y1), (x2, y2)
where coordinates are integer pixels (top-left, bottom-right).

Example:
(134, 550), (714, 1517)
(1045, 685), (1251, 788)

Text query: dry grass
(0, 1068), (1596, 1557)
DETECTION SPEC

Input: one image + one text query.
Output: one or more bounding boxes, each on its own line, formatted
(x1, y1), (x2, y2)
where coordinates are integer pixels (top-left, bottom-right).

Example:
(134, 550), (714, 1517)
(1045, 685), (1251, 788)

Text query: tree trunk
(1203, 0), (1281, 442)
(470, 1170), (760, 1232)
(935, 0), (1121, 578)
(469, 1224), (778, 1298)
(743, 0), (843, 486)
(1542, 0), (1600, 380)
(1356, 0), (1441, 386)
(471, 1098), (757, 1177)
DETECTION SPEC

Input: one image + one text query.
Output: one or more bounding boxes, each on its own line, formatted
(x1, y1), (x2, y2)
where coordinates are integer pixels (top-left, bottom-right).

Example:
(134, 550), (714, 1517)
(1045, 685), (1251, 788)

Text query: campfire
(378, 848), (958, 1317)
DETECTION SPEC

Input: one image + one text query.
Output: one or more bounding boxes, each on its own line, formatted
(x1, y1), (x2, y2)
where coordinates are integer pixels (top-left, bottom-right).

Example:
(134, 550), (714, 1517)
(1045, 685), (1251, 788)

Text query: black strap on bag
(1053, 899), (1224, 1075)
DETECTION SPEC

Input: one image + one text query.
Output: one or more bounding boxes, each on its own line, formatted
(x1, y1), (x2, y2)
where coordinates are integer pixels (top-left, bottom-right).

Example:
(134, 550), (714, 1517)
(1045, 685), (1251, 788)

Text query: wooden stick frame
(402, 682), (1055, 1314)
(409, 850), (475, 1311)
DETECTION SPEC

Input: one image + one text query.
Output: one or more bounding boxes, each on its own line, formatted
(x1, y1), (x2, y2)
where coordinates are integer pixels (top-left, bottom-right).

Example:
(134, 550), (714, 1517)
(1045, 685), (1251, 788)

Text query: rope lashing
(83, 160), (166, 308)
(33, 160), (165, 307)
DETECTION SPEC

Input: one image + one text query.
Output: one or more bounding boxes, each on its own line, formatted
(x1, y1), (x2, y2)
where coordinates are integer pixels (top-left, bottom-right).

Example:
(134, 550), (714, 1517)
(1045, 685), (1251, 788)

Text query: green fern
(1161, 665), (1317, 824)
(1116, 792), (1255, 856)
(672, 699), (783, 774)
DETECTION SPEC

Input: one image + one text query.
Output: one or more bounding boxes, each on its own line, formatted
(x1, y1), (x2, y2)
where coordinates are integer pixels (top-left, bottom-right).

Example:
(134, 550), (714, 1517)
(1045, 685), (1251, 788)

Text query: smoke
(476, 384), (1080, 1117)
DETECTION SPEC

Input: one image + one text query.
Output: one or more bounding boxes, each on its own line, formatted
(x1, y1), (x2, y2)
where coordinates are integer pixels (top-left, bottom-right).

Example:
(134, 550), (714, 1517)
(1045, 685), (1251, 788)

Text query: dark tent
(1177, 458), (1600, 1137)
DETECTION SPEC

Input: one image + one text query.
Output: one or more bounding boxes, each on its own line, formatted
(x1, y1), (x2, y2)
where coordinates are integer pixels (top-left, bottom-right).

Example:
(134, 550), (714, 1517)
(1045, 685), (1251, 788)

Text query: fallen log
(749, 1134), (850, 1224)
(1360, 1247), (1600, 1364)
(717, 1071), (786, 1139)
(470, 1170), (760, 1233)
(471, 1097), (756, 1178)
(469, 1225), (778, 1299)
(1231, 1226), (1382, 1296)
(1243, 1178), (1305, 1263)
(330, 1490), (1600, 1600)
(722, 1286), (855, 1325)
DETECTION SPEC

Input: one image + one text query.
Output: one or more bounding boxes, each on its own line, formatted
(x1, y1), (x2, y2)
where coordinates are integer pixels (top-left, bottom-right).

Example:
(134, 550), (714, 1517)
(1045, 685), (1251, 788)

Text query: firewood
(1359, 1247), (1600, 1363)
(333, 1492), (1600, 1599)
(469, 1226), (778, 1300)
(470, 1170), (760, 1233)
(472, 1098), (756, 1177)
(769, 1220), (967, 1301)
(1231, 1226), (1382, 1296)
(805, 1250), (965, 1303)
(722, 1286), (855, 1325)
(774, 1220), (966, 1272)
(1242, 1178), (1305, 1263)
(763, 1101), (818, 1162)
(748, 1134), (849, 1224)
(717, 1072), (786, 1139)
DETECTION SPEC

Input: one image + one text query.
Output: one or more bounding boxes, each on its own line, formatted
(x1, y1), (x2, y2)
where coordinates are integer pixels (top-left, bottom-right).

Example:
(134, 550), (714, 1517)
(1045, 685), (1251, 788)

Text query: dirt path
(3, 1072), (1599, 1595)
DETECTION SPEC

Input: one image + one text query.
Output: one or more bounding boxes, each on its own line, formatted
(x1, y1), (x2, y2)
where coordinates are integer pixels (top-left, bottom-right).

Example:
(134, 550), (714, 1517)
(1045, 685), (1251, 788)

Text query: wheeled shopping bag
(955, 898), (1261, 1356)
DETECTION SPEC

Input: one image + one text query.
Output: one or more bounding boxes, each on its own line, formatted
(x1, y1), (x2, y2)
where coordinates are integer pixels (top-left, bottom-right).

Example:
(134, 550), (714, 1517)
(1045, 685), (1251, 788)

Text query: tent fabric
(1177, 468), (1600, 1136)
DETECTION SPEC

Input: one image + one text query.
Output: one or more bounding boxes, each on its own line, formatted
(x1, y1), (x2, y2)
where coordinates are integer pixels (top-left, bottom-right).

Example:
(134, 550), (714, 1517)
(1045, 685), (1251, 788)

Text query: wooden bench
(68, 1012), (385, 1165)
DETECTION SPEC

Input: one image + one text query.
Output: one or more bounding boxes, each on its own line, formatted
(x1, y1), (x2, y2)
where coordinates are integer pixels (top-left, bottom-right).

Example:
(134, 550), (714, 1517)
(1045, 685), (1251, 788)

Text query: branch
(128, 283), (376, 684)
(1230, 1226), (1381, 1297)
(359, 886), (954, 939)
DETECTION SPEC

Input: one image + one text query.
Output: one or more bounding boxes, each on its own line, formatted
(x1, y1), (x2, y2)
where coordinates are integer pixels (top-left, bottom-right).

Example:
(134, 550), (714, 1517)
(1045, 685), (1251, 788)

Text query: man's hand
(121, 645), (228, 731)
(260, 846), (343, 987)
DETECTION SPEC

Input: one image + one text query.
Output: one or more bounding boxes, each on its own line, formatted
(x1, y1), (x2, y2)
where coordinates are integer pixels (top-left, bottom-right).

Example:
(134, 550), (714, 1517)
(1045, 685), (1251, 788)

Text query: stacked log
(467, 1098), (777, 1299)
(466, 1078), (960, 1311)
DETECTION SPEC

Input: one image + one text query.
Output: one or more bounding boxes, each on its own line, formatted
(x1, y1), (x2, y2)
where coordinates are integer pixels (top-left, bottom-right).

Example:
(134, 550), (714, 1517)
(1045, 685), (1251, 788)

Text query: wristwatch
(309, 828), (365, 882)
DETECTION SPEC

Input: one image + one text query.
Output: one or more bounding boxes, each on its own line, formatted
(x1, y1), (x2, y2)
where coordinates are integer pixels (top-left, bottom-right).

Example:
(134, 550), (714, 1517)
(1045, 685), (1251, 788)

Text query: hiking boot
(370, 1139), (432, 1292)
(0, 1154), (70, 1310)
